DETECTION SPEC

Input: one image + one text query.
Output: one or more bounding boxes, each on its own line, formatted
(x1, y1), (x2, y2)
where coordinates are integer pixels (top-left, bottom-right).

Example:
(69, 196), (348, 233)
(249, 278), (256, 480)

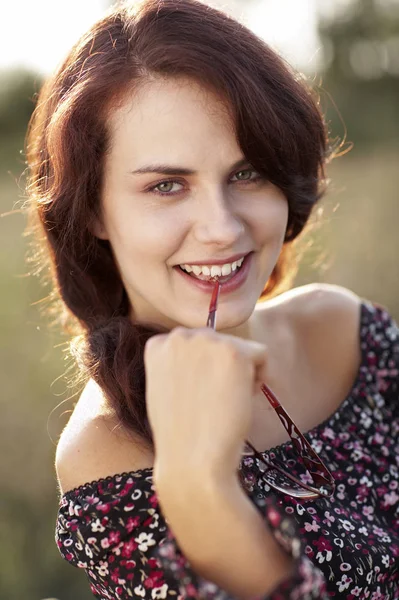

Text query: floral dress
(56, 300), (399, 599)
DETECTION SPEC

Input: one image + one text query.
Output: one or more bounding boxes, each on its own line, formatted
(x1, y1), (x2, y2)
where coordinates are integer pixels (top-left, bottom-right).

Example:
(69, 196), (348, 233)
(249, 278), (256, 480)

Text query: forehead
(105, 76), (239, 162)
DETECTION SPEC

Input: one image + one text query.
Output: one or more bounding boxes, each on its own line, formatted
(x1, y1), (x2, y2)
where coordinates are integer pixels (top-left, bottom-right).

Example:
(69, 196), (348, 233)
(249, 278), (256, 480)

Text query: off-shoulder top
(55, 300), (399, 599)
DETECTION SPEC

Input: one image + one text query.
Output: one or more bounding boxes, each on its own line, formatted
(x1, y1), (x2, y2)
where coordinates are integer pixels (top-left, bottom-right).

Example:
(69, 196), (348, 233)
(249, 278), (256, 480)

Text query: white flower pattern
(55, 302), (399, 600)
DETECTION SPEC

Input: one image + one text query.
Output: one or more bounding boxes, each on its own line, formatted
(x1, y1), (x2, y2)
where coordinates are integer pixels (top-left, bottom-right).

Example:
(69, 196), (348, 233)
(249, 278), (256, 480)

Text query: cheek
(251, 197), (289, 245)
(107, 203), (186, 266)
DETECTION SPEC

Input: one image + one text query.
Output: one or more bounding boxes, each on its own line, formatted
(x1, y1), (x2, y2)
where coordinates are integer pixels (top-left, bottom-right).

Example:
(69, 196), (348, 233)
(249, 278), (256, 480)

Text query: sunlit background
(1, 0), (322, 74)
(1, 1), (398, 598)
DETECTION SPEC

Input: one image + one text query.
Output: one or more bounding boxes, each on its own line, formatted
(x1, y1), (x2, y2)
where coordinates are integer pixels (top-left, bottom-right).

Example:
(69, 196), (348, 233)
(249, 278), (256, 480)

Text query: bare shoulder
(55, 379), (154, 496)
(283, 282), (362, 326)
(259, 282), (362, 330)
(279, 283), (363, 379)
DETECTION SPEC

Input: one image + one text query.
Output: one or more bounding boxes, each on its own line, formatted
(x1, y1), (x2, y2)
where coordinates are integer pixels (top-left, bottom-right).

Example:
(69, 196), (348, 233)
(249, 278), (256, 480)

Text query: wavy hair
(25, 0), (331, 451)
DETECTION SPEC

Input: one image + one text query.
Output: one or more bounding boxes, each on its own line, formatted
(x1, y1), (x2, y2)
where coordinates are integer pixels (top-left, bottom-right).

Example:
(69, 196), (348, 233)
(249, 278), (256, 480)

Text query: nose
(192, 187), (245, 247)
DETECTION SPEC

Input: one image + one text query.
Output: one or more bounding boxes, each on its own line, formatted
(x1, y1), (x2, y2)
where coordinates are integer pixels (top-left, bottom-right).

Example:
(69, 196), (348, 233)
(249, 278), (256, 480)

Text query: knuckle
(192, 327), (215, 342)
(169, 326), (189, 339)
(186, 328), (218, 352)
(167, 326), (191, 346)
(218, 339), (242, 363)
(145, 332), (165, 349)
(144, 334), (160, 360)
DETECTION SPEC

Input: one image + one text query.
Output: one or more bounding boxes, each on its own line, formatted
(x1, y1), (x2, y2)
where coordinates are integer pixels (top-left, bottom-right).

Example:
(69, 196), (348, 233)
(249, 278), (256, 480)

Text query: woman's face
(95, 77), (289, 331)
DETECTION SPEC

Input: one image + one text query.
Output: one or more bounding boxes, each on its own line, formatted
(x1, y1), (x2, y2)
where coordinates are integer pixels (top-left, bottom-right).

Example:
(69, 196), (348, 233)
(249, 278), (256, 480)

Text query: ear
(90, 216), (109, 240)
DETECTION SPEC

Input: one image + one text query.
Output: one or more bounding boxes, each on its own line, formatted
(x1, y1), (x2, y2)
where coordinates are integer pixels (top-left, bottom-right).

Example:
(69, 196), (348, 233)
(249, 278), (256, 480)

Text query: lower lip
(174, 252), (254, 294)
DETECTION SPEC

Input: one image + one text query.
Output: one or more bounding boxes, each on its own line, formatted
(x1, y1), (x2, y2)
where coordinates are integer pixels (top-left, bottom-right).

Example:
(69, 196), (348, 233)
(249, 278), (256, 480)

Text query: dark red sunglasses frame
(207, 280), (335, 500)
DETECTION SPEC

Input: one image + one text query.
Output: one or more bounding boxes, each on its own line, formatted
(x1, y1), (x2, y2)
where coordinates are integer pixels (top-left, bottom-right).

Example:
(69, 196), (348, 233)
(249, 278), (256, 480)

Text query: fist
(144, 326), (269, 481)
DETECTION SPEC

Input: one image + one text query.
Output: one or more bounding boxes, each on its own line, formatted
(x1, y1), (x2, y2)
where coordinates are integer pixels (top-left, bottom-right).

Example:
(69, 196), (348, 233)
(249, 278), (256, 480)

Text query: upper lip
(177, 252), (252, 266)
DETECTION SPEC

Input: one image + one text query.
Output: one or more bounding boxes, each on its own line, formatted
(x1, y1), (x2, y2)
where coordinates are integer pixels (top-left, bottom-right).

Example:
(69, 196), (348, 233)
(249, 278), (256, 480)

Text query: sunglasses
(207, 280), (335, 500)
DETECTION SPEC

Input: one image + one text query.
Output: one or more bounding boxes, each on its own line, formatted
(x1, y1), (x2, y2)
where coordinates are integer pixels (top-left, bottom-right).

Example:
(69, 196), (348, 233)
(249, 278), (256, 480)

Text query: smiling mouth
(178, 264), (244, 283)
(177, 255), (248, 282)
(174, 252), (253, 294)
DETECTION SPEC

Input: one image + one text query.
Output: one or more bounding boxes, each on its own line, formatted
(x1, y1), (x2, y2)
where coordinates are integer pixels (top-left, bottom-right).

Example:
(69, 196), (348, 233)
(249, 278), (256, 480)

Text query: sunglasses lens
(261, 464), (313, 495)
(249, 454), (332, 499)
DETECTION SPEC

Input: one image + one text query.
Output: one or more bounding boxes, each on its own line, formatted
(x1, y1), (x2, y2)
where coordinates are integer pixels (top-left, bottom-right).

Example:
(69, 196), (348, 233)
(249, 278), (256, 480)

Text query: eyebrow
(128, 157), (250, 176)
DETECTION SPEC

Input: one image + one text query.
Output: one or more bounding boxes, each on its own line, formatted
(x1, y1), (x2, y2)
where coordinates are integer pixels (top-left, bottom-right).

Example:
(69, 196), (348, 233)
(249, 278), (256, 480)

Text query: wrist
(153, 455), (238, 497)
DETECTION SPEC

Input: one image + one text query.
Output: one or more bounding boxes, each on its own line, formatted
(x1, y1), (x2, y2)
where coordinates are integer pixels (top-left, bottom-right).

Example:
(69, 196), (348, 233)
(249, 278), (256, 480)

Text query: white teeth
(192, 265), (202, 276)
(210, 266), (222, 277)
(180, 255), (246, 278)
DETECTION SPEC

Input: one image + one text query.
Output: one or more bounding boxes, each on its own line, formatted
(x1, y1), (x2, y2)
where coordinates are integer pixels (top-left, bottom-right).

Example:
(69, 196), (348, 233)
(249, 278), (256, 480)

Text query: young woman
(24, 0), (398, 598)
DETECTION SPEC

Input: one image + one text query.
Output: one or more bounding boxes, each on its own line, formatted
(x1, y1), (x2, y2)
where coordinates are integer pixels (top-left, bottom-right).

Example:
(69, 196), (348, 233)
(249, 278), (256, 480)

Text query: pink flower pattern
(56, 302), (399, 599)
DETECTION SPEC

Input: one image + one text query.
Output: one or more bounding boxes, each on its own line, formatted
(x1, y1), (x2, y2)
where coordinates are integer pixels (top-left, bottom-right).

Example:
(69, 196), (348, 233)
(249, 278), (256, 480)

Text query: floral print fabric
(56, 301), (399, 599)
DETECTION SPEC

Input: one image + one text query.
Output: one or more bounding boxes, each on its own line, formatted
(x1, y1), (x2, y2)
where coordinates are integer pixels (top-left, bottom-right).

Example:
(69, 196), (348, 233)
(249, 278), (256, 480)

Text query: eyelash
(146, 169), (264, 197)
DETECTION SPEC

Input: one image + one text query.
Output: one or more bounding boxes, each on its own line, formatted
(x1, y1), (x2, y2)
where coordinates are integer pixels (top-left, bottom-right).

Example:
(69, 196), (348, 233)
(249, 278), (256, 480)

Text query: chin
(215, 305), (255, 332)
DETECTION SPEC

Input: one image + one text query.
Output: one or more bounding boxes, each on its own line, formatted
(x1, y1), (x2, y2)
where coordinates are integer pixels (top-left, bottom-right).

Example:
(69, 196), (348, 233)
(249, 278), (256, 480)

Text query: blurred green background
(1, 0), (398, 598)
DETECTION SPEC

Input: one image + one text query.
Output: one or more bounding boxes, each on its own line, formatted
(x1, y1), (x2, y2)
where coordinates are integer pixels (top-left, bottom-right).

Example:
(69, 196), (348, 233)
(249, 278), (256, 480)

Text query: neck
(219, 305), (265, 342)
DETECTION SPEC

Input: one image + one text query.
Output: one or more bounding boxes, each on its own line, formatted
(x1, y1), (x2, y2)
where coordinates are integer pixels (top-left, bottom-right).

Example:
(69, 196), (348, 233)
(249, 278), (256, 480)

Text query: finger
(222, 335), (268, 364)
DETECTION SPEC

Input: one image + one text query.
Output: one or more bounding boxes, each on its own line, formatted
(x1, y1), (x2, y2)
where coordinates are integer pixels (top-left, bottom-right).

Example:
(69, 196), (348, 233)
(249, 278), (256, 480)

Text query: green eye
(236, 170), (253, 180)
(156, 182), (175, 193)
(232, 169), (261, 183)
(150, 180), (184, 196)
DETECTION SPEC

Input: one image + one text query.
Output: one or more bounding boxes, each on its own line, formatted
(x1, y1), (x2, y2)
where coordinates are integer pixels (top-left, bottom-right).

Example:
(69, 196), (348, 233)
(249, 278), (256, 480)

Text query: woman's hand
(144, 327), (295, 600)
(144, 326), (269, 482)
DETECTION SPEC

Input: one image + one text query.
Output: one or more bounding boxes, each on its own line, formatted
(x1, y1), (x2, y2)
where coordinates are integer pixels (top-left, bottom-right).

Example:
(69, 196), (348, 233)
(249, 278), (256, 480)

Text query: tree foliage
(318, 0), (399, 146)
(0, 69), (43, 138)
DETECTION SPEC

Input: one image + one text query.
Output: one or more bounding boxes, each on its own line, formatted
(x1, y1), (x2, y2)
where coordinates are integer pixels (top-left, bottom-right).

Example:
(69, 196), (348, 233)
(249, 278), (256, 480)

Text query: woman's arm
(155, 465), (294, 600)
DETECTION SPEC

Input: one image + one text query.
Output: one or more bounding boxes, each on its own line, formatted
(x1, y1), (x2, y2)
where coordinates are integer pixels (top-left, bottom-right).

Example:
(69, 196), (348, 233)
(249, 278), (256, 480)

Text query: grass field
(1, 139), (398, 600)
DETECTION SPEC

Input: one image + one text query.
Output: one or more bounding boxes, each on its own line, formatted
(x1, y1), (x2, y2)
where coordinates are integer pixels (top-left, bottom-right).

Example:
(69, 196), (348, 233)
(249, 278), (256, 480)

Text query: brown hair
(24, 0), (331, 451)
